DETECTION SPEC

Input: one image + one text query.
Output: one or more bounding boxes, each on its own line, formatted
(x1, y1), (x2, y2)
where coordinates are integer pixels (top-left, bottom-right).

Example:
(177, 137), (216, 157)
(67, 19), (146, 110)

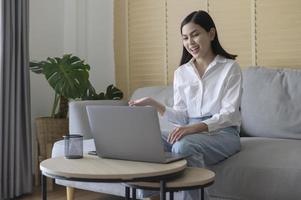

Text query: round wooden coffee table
(40, 155), (187, 200)
(125, 167), (215, 200)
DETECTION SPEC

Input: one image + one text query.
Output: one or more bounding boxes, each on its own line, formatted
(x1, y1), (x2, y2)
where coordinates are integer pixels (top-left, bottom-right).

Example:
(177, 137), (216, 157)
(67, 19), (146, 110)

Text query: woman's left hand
(167, 123), (208, 144)
(168, 126), (194, 144)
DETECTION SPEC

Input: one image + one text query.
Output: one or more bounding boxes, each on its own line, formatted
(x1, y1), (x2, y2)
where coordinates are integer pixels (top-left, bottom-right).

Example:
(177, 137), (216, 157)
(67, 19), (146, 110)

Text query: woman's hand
(129, 97), (166, 116)
(128, 97), (155, 107)
(168, 126), (194, 144)
(168, 123), (208, 144)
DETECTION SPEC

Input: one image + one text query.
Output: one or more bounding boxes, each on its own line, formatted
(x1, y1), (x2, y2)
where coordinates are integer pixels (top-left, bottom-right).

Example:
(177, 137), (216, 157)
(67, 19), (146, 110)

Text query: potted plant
(30, 54), (123, 183)
(30, 54), (123, 118)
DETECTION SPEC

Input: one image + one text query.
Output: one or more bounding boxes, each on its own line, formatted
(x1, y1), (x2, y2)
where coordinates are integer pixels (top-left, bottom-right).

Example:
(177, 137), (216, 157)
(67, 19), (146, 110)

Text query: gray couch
(52, 66), (301, 200)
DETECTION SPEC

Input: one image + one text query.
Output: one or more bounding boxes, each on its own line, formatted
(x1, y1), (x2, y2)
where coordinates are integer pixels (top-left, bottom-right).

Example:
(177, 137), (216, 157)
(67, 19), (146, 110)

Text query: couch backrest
(69, 100), (127, 139)
(241, 66), (301, 139)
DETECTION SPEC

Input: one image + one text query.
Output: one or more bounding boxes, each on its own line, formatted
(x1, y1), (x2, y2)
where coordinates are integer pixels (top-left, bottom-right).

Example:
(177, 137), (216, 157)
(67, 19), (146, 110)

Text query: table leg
(160, 180), (166, 200)
(132, 188), (136, 200)
(169, 191), (174, 200)
(41, 173), (47, 200)
(201, 188), (204, 200)
(125, 186), (130, 200)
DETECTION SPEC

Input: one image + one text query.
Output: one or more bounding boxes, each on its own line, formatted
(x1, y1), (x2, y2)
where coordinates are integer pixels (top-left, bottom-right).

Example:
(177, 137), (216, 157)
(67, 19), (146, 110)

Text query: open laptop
(86, 105), (187, 163)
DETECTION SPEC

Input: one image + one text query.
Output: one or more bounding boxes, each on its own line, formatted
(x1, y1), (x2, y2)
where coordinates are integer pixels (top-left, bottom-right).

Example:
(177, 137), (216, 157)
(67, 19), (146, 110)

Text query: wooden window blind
(256, 0), (301, 68)
(128, 0), (166, 93)
(114, 0), (129, 98)
(208, 0), (253, 68)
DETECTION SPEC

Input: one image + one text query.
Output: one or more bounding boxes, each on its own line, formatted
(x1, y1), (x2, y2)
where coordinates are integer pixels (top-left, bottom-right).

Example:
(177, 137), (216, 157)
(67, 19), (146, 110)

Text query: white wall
(63, 0), (115, 92)
(30, 0), (64, 121)
(29, 0), (115, 171)
(87, 0), (115, 90)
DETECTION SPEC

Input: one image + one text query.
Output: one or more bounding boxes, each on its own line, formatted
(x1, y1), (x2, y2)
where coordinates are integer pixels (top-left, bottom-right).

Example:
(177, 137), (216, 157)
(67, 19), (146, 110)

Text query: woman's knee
(171, 138), (195, 155)
(172, 137), (206, 167)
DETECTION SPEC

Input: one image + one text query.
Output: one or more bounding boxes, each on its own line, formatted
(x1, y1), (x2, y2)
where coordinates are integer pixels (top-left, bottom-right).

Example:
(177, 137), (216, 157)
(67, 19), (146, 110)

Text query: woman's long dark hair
(180, 10), (237, 65)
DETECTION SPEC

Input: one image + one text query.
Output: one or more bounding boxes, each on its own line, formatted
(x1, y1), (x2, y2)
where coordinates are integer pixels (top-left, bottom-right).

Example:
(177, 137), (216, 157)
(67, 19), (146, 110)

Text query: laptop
(86, 105), (187, 163)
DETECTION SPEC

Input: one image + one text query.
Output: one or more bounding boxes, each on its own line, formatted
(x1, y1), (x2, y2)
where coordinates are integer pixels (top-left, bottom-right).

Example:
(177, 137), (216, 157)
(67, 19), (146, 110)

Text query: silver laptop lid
(69, 100), (128, 139)
(86, 105), (167, 163)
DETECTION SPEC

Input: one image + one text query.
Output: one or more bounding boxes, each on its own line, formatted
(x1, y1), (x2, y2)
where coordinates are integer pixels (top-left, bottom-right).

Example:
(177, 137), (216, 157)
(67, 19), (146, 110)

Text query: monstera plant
(31, 54), (123, 178)
(30, 54), (123, 118)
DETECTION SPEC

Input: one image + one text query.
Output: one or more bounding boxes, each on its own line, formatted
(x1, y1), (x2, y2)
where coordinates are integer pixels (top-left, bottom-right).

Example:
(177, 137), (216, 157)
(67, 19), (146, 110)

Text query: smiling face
(181, 22), (215, 60)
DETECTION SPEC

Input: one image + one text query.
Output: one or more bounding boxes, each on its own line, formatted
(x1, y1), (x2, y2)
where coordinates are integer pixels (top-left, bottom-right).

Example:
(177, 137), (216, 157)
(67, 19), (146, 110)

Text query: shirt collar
(212, 55), (227, 64)
(188, 55), (227, 66)
(188, 55), (227, 78)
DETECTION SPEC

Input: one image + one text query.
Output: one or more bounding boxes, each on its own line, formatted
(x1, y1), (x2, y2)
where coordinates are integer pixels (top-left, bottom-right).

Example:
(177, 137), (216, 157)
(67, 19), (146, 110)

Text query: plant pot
(35, 117), (69, 188)
(35, 117), (69, 160)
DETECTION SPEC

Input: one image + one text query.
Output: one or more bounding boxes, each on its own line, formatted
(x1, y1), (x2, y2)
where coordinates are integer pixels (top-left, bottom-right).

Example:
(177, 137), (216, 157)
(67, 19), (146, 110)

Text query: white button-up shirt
(164, 55), (242, 132)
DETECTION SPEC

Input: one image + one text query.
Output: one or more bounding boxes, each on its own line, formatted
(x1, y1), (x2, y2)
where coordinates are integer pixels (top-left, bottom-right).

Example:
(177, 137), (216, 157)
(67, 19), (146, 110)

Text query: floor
(18, 185), (124, 200)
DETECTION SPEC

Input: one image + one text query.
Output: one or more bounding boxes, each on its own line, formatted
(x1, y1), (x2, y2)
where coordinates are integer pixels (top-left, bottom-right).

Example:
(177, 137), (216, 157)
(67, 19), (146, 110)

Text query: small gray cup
(64, 134), (83, 159)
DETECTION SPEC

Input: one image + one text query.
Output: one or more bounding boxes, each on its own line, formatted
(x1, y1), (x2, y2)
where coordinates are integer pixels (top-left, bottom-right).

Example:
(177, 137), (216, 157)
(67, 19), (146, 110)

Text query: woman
(129, 10), (242, 200)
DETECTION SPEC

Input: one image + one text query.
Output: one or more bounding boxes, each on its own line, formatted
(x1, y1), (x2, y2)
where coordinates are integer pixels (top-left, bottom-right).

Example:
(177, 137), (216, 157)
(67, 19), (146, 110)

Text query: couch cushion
(209, 137), (301, 200)
(241, 67), (301, 139)
(130, 86), (176, 133)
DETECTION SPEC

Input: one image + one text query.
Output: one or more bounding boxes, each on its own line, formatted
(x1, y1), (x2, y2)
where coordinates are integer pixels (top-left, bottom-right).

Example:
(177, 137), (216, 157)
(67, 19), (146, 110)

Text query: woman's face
(181, 22), (215, 59)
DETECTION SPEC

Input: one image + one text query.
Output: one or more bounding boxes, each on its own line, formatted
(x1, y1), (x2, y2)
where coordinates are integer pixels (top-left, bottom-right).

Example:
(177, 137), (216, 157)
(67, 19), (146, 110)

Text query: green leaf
(82, 83), (123, 100)
(29, 61), (46, 74)
(42, 54), (90, 99)
(105, 85), (123, 100)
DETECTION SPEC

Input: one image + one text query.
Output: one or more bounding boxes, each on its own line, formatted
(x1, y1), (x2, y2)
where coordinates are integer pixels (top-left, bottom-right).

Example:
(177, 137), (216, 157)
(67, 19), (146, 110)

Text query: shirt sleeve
(163, 70), (189, 125)
(202, 63), (242, 132)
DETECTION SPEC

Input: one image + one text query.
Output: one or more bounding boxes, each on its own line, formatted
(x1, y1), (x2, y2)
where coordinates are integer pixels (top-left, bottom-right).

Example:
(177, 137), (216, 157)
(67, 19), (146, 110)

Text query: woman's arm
(128, 97), (166, 115)
(129, 70), (189, 125)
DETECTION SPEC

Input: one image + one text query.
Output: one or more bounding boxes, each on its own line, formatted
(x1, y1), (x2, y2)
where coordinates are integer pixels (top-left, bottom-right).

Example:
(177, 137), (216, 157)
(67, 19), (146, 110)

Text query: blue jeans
(143, 117), (241, 200)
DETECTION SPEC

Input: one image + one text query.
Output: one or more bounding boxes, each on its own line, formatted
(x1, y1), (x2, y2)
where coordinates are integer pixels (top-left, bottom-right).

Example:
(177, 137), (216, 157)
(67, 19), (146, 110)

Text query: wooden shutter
(128, 0), (166, 93)
(114, 0), (129, 98)
(208, 0), (253, 68)
(256, 0), (301, 68)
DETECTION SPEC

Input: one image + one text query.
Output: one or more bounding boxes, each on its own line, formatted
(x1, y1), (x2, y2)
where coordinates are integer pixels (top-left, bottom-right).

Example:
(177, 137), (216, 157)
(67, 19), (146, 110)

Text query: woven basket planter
(35, 117), (69, 160)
